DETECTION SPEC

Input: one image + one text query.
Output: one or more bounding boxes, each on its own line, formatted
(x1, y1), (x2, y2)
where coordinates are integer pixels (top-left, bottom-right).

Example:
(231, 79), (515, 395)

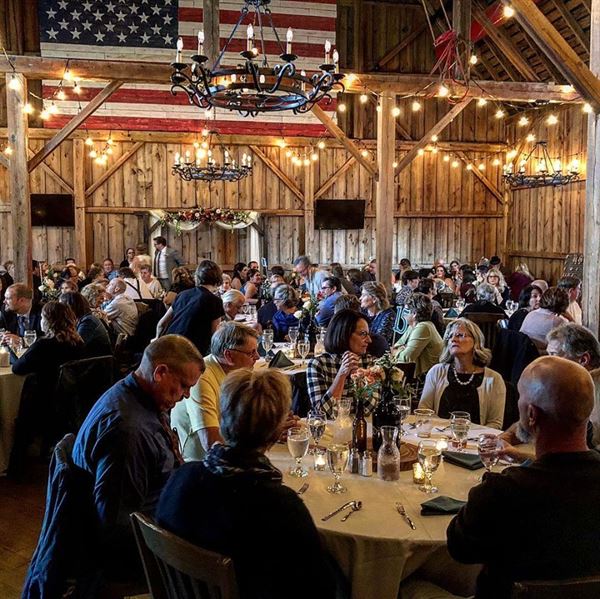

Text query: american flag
(38, 0), (338, 135)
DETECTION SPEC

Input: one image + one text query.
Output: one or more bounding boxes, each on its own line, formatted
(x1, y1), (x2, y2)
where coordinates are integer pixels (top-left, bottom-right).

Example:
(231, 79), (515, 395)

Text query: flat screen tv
(314, 199), (365, 230)
(31, 194), (75, 227)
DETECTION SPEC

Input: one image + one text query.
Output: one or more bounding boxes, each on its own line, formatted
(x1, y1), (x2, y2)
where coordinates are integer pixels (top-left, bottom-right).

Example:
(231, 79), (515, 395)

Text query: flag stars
(139, 13), (149, 23)
(105, 22), (116, 32)
(82, 1), (93, 11)
(163, 14), (173, 25)
(151, 4), (161, 15)
(94, 30), (106, 42)
(105, 1), (116, 12)
(71, 9), (81, 20)
(140, 32), (151, 43)
(163, 33), (173, 45)
(71, 29), (82, 40)
(82, 20), (92, 31)
(128, 23), (139, 33)
(115, 10), (127, 21)
(129, 5), (139, 14)
(57, 0), (68, 9)
(116, 32), (127, 43)
(47, 28), (59, 39)
(92, 9), (104, 21)
(58, 19), (69, 29)
(46, 8), (57, 19)
(151, 23), (162, 35)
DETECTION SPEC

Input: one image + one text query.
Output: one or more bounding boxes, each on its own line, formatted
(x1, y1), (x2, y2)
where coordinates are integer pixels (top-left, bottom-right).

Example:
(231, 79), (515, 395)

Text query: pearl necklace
(452, 365), (476, 387)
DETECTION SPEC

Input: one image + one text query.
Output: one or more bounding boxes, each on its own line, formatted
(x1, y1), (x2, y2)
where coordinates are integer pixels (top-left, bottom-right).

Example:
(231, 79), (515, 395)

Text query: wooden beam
(6, 73), (32, 284)
(583, 0), (600, 335)
(26, 147), (74, 194)
(502, 0), (600, 110)
(311, 104), (378, 177)
(72, 139), (87, 267)
(507, 249), (568, 259)
(483, 38), (521, 81)
(375, 23), (428, 69)
(395, 98), (473, 174)
(0, 154), (8, 168)
(28, 80), (123, 172)
(455, 151), (504, 204)
(85, 141), (145, 197)
(249, 146), (304, 202)
(453, 0), (472, 79)
(369, 96), (411, 140)
(203, 0), (220, 66)
(472, 4), (541, 81)
(548, 0), (590, 58)
(304, 161), (315, 255)
(376, 94), (395, 287)
(315, 156), (356, 200)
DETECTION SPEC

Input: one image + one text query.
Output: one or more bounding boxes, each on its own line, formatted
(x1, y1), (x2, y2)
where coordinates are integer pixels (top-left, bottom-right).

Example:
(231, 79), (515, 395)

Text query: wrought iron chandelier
(503, 141), (581, 189)
(169, 0), (344, 116)
(173, 131), (252, 182)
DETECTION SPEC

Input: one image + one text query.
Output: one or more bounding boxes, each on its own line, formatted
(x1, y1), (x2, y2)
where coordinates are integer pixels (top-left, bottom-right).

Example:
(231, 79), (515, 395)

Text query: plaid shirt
(306, 353), (380, 418)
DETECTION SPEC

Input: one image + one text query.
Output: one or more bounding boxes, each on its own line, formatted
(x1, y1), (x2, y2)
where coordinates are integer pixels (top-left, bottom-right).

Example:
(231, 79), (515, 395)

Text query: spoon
(341, 500), (362, 522)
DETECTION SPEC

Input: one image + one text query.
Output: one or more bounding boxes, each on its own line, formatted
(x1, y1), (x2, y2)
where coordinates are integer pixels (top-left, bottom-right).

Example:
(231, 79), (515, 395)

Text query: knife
(395, 503), (416, 530)
(322, 501), (354, 521)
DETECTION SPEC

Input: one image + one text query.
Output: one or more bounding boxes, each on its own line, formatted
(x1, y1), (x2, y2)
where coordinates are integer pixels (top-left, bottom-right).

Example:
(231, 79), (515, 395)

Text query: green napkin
(421, 496), (467, 516)
(268, 350), (295, 369)
(442, 450), (484, 470)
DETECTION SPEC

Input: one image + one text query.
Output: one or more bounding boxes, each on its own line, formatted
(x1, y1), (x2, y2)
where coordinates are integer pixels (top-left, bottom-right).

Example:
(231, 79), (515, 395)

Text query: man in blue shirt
(72, 334), (204, 585)
(316, 276), (343, 327)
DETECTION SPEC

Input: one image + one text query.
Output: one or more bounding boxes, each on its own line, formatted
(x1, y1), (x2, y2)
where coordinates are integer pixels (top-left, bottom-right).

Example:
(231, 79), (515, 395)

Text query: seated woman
(231, 262), (248, 291)
(416, 279), (445, 336)
(520, 286), (570, 351)
(506, 262), (534, 302)
(217, 273), (232, 297)
(394, 293), (443, 378)
(156, 369), (338, 599)
(241, 269), (263, 304)
(271, 285), (300, 342)
(360, 282), (396, 345)
(419, 318), (505, 429)
(432, 264), (455, 293)
(485, 268), (510, 307)
(59, 291), (112, 357)
(117, 266), (153, 300)
(163, 266), (195, 307)
(221, 289), (246, 322)
(119, 247), (136, 269)
(461, 283), (507, 316)
(307, 309), (379, 418)
(507, 284), (542, 332)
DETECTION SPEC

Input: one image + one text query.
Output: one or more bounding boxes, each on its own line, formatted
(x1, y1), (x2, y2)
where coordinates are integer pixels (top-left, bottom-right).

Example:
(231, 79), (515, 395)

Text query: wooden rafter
(375, 23), (429, 69)
(473, 3), (540, 81)
(483, 38), (521, 81)
(314, 156), (356, 200)
(249, 145), (304, 202)
(0, 154), (8, 169)
(395, 98), (473, 174)
(203, 0), (220, 65)
(311, 104), (378, 176)
(453, 0), (472, 79)
(85, 141), (145, 197)
(548, 0), (590, 58)
(520, 30), (565, 82)
(27, 148), (74, 195)
(28, 80), (123, 172)
(455, 151), (503, 204)
(368, 96), (411, 141)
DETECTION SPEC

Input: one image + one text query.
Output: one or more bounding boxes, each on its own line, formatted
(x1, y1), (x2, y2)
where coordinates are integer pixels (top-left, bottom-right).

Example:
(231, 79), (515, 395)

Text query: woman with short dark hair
(272, 285), (300, 342)
(507, 284), (542, 332)
(306, 309), (379, 417)
(231, 262), (249, 291)
(520, 286), (570, 350)
(360, 282), (395, 344)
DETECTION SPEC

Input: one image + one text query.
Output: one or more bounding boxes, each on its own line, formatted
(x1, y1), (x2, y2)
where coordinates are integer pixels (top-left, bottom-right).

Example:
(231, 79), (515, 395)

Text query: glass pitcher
(377, 426), (401, 481)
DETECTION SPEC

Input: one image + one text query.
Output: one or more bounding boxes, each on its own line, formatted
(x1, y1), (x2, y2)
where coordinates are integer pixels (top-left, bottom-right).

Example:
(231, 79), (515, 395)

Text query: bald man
(104, 277), (139, 336)
(447, 356), (600, 599)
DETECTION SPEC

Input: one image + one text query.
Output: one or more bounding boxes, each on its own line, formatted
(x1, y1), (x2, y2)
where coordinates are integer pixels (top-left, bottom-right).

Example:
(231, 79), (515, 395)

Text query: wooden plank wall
(506, 106), (587, 283)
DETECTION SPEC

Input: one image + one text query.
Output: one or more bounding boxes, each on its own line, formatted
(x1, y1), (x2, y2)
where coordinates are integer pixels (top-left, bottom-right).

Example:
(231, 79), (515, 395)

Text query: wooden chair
(131, 512), (239, 599)
(462, 312), (505, 352)
(512, 575), (600, 598)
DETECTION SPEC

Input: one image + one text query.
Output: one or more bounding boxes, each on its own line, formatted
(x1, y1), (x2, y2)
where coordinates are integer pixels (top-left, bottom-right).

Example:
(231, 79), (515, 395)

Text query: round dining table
(0, 366), (26, 473)
(268, 417), (531, 599)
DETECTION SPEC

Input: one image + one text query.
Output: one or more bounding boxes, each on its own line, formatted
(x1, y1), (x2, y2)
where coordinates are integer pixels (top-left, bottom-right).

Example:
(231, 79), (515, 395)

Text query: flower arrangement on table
(374, 351), (407, 395)
(38, 268), (61, 302)
(293, 294), (320, 321)
(350, 365), (385, 404)
(159, 207), (253, 235)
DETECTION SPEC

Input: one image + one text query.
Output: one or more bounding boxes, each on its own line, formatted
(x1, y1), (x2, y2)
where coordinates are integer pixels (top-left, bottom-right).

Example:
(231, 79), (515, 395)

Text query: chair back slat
(131, 512), (239, 599)
(462, 312), (505, 351)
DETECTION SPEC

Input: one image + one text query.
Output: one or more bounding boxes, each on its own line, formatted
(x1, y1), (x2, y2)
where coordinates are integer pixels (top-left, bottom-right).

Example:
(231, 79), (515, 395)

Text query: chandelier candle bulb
(247, 24), (254, 52)
(198, 30), (204, 56)
(332, 50), (339, 73)
(176, 37), (183, 62)
(300, 70), (306, 91)
(325, 39), (331, 64)
(286, 27), (293, 54)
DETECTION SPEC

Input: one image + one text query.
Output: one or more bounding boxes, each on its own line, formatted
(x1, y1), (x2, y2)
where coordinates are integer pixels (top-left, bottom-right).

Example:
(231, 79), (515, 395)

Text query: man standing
(0, 284), (43, 344)
(104, 278), (139, 337)
(447, 356), (600, 598)
(153, 236), (183, 291)
(316, 276), (343, 327)
(73, 335), (203, 586)
(292, 255), (329, 297)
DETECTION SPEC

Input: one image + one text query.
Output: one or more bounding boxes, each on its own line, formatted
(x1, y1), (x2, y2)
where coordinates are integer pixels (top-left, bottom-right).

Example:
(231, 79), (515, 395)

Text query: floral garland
(38, 268), (61, 302)
(159, 208), (253, 235)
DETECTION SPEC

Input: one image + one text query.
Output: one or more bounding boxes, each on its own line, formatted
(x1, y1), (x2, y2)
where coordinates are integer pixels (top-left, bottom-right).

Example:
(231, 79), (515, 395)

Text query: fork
(296, 482), (309, 495)
(395, 503), (416, 530)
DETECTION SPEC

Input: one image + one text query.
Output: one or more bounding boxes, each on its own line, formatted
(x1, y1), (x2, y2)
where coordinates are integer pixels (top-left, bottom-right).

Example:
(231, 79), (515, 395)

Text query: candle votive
(314, 447), (327, 471)
(413, 462), (426, 484)
(436, 436), (449, 451)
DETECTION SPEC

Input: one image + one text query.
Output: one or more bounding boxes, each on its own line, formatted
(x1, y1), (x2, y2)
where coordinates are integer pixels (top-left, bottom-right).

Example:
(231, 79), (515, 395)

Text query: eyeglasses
(321, 286), (332, 290)
(229, 347), (260, 358)
(354, 331), (371, 338)
(450, 332), (472, 340)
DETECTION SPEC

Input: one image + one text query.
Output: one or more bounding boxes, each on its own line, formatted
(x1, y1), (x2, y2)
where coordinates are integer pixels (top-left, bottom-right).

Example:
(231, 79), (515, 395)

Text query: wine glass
(478, 433), (502, 480)
(288, 326), (299, 345)
(417, 439), (442, 494)
(297, 338), (310, 366)
(307, 409), (326, 451)
(287, 426), (310, 477)
(262, 330), (274, 356)
(455, 298), (465, 312)
(327, 443), (349, 493)
(23, 330), (37, 348)
(450, 411), (471, 451)
(11, 337), (25, 359)
(395, 396), (411, 436)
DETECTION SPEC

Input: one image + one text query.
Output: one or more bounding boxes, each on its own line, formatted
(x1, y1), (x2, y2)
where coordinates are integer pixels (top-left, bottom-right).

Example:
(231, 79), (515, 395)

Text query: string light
(392, 161), (398, 168)
(337, 103), (346, 113)
(361, 149), (369, 158)
(495, 108), (505, 119)
(23, 103), (34, 115)
(303, 158), (310, 166)
(451, 160), (459, 168)
(478, 162), (485, 170)
(583, 103), (593, 114)
(412, 100), (422, 112)
(360, 93), (368, 104)
(8, 74), (20, 90)
(318, 141), (326, 150)
(518, 116), (529, 127)
(277, 138), (287, 148)
(526, 133), (536, 142)
(4, 146), (13, 156)
(546, 114), (558, 125)
(503, 5), (515, 18)
(56, 89), (66, 101)
(285, 150), (292, 158)
(417, 148), (425, 156)
(311, 152), (318, 161)
(438, 84), (449, 98)
(466, 164), (473, 171)
(507, 149), (518, 160)
(40, 109), (50, 120)
(431, 134), (439, 142)
(493, 158), (501, 166)
(443, 155), (450, 162)
(391, 106), (401, 117)
(477, 98), (488, 107)
(89, 149), (98, 158)
(469, 54), (478, 65)
(73, 82), (82, 94)
(85, 137), (94, 146)
(63, 69), (74, 82)
(431, 146), (439, 154)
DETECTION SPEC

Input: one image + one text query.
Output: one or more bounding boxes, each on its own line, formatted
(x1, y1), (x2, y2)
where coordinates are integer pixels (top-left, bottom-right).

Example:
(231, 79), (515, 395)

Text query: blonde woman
(360, 281), (395, 344)
(485, 268), (510, 307)
(418, 318), (505, 429)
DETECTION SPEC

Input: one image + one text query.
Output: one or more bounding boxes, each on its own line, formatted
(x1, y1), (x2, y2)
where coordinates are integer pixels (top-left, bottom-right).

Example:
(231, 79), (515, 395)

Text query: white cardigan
(418, 363), (506, 430)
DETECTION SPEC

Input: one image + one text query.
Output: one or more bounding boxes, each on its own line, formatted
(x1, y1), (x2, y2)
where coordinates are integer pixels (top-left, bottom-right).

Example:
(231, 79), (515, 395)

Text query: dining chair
(131, 512), (239, 599)
(511, 575), (600, 598)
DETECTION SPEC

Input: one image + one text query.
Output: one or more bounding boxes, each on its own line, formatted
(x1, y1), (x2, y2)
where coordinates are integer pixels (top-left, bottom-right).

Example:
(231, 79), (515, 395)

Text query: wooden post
(304, 159), (315, 258)
(6, 73), (32, 285)
(452, 0), (472, 80)
(583, 0), (600, 334)
(73, 138), (88, 267)
(203, 0), (220, 66)
(376, 94), (395, 288)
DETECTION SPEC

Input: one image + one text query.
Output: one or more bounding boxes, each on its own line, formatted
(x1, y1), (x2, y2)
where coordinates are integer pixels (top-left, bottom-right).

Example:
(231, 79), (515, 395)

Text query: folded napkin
(442, 451), (484, 470)
(421, 496), (467, 516)
(268, 350), (295, 369)
(445, 308), (460, 318)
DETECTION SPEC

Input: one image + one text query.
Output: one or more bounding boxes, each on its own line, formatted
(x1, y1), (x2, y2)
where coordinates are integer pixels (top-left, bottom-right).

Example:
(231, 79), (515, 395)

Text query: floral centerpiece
(38, 268), (61, 302)
(293, 294), (321, 349)
(374, 351), (407, 396)
(350, 365), (385, 404)
(160, 207), (253, 235)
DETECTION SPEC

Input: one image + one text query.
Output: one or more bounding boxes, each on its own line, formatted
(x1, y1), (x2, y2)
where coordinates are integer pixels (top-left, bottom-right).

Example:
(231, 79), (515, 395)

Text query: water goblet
(23, 330), (37, 348)
(478, 433), (503, 480)
(262, 330), (274, 356)
(287, 426), (310, 477)
(456, 298), (465, 312)
(327, 443), (349, 494)
(417, 439), (442, 494)
(395, 396), (411, 436)
(297, 339), (310, 366)
(414, 408), (435, 438)
(450, 411), (471, 451)
(307, 409), (327, 451)
(288, 326), (299, 345)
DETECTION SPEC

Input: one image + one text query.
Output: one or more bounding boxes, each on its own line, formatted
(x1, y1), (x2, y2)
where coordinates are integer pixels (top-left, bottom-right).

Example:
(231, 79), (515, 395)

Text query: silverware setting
(395, 503), (416, 530)
(296, 482), (309, 495)
(435, 425), (450, 432)
(341, 500), (362, 522)
(321, 500), (356, 521)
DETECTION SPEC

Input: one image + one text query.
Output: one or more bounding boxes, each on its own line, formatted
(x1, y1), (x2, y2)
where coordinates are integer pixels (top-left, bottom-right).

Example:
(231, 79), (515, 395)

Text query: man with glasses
(316, 276), (343, 327)
(171, 322), (260, 461)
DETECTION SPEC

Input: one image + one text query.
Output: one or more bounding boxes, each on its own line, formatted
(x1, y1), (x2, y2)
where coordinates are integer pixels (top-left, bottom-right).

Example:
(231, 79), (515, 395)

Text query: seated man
(156, 368), (338, 599)
(104, 277), (139, 337)
(447, 356), (600, 598)
(171, 322), (260, 461)
(0, 283), (43, 345)
(72, 335), (203, 586)
(316, 276), (343, 327)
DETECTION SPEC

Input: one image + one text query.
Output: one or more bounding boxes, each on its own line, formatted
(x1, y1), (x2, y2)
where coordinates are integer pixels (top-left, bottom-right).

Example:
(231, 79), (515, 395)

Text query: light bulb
(526, 133), (535, 142)
(493, 158), (501, 166)
(49, 103), (58, 115)
(495, 109), (505, 119)
(4, 146), (13, 156)
(391, 106), (401, 117)
(57, 89), (66, 101)
(73, 82), (81, 94)
(466, 163), (473, 171)
(443, 155), (450, 162)
(477, 98), (487, 107)
(469, 54), (478, 65)
(360, 93), (368, 104)
(412, 100), (422, 112)
(344, 73), (356, 85)
(503, 5), (515, 18)
(85, 137), (93, 146)
(311, 153), (318, 161)
(318, 141), (326, 150)
(583, 103), (593, 114)
(23, 103), (34, 114)
(277, 139), (287, 148)
(438, 84), (449, 97)
(303, 158), (310, 167)
(89, 150), (97, 158)
(518, 116), (529, 127)
(393, 161), (398, 168)
(361, 149), (369, 158)
(63, 69), (74, 82)
(8, 75), (20, 90)
(451, 160), (459, 168)
(417, 148), (425, 156)
(547, 114), (558, 125)
(105, 147), (113, 155)
(431, 146), (439, 154)
(431, 134), (438, 142)
(507, 149), (517, 159)
(478, 163), (485, 170)
(193, 141), (200, 149)
(201, 128), (209, 137)
(337, 103), (346, 113)
(285, 150), (292, 158)
(106, 138), (113, 145)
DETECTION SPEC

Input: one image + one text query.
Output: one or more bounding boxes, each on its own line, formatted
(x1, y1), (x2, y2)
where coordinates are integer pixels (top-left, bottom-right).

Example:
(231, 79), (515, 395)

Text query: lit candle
(314, 448), (327, 471)
(332, 49), (339, 73)
(185, 150), (191, 161)
(570, 158), (580, 172)
(224, 150), (229, 163)
(176, 37), (183, 62)
(553, 159), (562, 172)
(413, 463), (425, 484)
(300, 69), (306, 92)
(324, 39), (331, 64)
(242, 153), (247, 166)
(175, 152), (181, 165)
(247, 24), (254, 52)
(197, 30), (204, 55)
(286, 27), (293, 54)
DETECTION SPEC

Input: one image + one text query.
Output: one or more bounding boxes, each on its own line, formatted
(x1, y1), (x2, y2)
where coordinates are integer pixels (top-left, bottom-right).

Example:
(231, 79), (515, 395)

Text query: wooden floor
(0, 465), (46, 599)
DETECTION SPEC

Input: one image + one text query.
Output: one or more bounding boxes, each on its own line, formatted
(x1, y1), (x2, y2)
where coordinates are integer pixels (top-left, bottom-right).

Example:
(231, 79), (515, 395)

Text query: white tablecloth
(0, 366), (26, 473)
(268, 418), (530, 599)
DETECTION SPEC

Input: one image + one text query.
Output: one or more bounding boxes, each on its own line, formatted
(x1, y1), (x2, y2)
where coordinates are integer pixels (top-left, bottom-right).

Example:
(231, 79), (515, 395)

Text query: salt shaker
(347, 448), (360, 474)
(359, 450), (373, 477)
